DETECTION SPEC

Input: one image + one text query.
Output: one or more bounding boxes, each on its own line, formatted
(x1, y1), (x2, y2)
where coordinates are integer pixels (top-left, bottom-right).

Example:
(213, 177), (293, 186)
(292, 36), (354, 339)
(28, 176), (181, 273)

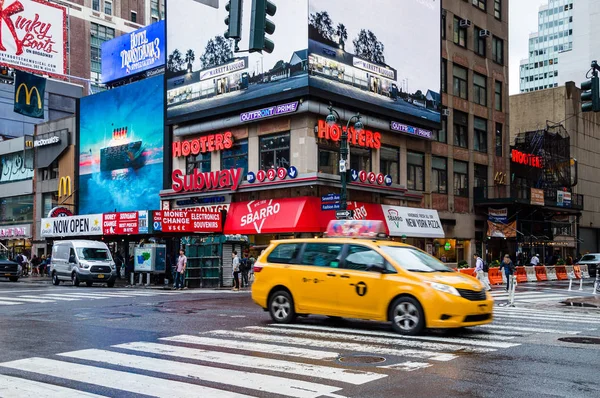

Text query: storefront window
(260, 133), (290, 169)
(432, 156), (447, 194)
(221, 139), (248, 177)
(318, 147), (339, 175)
(350, 147), (371, 171)
(186, 152), (211, 174)
(454, 160), (468, 197)
(380, 146), (399, 184)
(42, 192), (58, 218)
(407, 151), (424, 191)
(0, 195), (34, 225)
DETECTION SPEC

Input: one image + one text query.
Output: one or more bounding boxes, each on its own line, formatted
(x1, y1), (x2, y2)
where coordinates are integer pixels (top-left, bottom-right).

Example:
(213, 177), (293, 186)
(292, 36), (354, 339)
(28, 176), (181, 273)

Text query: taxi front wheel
(268, 290), (296, 324)
(389, 296), (425, 335)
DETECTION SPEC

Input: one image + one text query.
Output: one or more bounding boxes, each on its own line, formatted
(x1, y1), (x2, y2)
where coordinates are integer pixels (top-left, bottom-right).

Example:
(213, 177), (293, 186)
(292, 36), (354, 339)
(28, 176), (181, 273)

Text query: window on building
(432, 156), (447, 194)
(90, 23), (115, 83)
(441, 58), (447, 93)
(473, 73), (487, 106)
(380, 146), (400, 184)
(186, 152), (211, 174)
(492, 36), (504, 64)
(39, 160), (59, 181)
(453, 160), (468, 197)
(474, 117), (488, 153)
(92, 0), (100, 11)
(221, 139), (248, 177)
(441, 11), (446, 40)
(453, 110), (468, 148)
(494, 80), (503, 111)
(474, 164), (488, 189)
(495, 123), (503, 157)
(260, 133), (290, 169)
(104, 0), (112, 15)
(0, 195), (34, 225)
(453, 64), (468, 99)
(318, 147), (339, 175)
(350, 147), (371, 172)
(151, 0), (161, 20)
(472, 0), (486, 11)
(131, 11), (137, 23)
(453, 17), (467, 47)
(474, 26), (486, 57)
(433, 119), (447, 143)
(42, 192), (59, 218)
(494, 0), (502, 19)
(407, 151), (424, 191)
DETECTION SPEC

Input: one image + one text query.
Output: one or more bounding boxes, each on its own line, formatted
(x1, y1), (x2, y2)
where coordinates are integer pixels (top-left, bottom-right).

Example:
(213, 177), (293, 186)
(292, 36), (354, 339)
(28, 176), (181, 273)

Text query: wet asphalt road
(0, 281), (599, 398)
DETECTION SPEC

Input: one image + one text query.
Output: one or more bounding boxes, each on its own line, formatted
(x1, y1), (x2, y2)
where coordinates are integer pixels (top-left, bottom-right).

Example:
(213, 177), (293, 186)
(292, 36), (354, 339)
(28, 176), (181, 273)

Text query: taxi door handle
(340, 274), (350, 279)
(327, 273), (337, 277)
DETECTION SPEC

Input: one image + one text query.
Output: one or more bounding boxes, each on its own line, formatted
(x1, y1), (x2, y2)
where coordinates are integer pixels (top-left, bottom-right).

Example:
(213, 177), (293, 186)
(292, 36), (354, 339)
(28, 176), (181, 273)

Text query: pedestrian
(240, 253), (249, 288)
(499, 254), (515, 292)
(174, 249), (187, 290)
(248, 253), (256, 283)
(232, 250), (240, 291)
(125, 254), (134, 286)
(31, 255), (40, 276)
(474, 253), (491, 291)
(16, 253), (26, 277)
(530, 253), (540, 266)
(114, 251), (123, 279)
(566, 255), (573, 265)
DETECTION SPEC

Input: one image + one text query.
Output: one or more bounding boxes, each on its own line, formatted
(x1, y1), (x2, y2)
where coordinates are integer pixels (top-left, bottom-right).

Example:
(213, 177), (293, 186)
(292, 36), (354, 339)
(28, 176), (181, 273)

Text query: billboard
(166, 0), (308, 123)
(101, 20), (165, 84)
(78, 75), (164, 215)
(0, 0), (67, 77)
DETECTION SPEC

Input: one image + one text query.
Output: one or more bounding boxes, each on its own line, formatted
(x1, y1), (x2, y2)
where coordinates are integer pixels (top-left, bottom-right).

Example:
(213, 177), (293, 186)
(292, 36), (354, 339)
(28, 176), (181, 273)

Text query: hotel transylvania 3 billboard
(166, 0), (441, 127)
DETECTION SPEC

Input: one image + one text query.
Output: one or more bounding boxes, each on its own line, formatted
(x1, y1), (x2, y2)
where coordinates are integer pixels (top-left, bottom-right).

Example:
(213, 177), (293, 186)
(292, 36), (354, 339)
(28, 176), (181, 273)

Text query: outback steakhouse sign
(172, 167), (243, 193)
(172, 131), (233, 157)
(317, 120), (381, 149)
(103, 212), (139, 235)
(154, 210), (222, 233)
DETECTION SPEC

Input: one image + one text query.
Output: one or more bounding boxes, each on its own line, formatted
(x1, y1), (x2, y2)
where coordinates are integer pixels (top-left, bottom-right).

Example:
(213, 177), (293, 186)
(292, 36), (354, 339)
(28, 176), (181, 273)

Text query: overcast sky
(509, 0), (546, 94)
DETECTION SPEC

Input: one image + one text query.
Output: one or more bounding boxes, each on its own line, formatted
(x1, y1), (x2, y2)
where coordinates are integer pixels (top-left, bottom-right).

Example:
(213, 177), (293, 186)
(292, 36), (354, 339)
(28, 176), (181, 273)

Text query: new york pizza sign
(0, 0), (67, 77)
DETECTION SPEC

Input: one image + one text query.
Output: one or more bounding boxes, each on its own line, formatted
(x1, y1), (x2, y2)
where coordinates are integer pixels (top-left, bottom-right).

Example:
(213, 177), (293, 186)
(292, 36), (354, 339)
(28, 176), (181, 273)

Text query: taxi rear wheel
(389, 296), (425, 335)
(268, 290), (296, 324)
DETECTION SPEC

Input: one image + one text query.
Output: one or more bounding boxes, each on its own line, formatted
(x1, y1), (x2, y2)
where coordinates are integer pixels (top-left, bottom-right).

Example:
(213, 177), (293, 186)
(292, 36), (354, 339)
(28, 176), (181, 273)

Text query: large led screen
(78, 75), (164, 215)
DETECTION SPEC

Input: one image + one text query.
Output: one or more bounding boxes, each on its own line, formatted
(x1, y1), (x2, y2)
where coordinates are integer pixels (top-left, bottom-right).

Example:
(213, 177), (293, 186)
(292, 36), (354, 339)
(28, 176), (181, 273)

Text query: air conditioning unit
(479, 29), (491, 38)
(460, 19), (472, 28)
(442, 108), (451, 117)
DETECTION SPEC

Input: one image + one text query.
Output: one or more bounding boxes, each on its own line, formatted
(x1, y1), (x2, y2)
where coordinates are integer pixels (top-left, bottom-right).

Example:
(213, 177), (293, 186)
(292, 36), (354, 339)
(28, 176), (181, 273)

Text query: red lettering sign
(154, 210), (222, 233)
(172, 168), (243, 193)
(103, 212), (139, 235)
(267, 168), (276, 181)
(317, 120), (382, 149)
(172, 132), (234, 158)
(277, 167), (287, 179)
(359, 170), (367, 182)
(376, 173), (385, 185)
(511, 149), (543, 168)
(256, 169), (266, 182)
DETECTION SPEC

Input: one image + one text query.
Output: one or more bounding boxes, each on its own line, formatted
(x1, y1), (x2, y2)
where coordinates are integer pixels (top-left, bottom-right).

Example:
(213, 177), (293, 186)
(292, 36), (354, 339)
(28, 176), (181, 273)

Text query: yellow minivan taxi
(251, 220), (494, 335)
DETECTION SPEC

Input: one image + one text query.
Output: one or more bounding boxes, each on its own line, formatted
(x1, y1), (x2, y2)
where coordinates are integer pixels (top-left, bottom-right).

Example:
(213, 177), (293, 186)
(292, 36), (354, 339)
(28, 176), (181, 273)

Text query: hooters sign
(317, 120), (381, 149)
(0, 0), (67, 77)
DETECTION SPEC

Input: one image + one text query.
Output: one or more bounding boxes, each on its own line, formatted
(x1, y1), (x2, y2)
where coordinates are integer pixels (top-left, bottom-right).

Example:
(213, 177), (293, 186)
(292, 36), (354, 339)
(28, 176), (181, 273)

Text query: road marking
(115, 341), (386, 384)
(162, 335), (339, 360)
(59, 349), (344, 398)
(0, 374), (107, 397)
(0, 300), (20, 305)
(495, 307), (600, 319)
(378, 362), (433, 371)
(55, 292), (137, 298)
(36, 295), (81, 301)
(205, 330), (457, 361)
(493, 313), (600, 325)
(478, 324), (581, 334)
(0, 297), (55, 303)
(244, 326), (497, 353)
(268, 324), (521, 348)
(519, 296), (579, 303)
(0, 357), (255, 398)
(46, 293), (109, 299)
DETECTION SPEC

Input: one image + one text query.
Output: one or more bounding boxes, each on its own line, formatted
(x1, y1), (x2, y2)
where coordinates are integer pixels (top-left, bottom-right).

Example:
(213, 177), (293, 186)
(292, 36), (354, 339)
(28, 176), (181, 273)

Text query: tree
(309, 11), (334, 41)
(167, 49), (184, 73)
(200, 36), (233, 69)
(352, 29), (385, 64)
(335, 23), (348, 50)
(184, 49), (196, 72)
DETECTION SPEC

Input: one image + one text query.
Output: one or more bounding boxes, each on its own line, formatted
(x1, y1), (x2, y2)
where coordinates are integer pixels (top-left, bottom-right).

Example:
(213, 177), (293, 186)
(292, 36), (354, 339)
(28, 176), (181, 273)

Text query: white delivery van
(51, 240), (117, 287)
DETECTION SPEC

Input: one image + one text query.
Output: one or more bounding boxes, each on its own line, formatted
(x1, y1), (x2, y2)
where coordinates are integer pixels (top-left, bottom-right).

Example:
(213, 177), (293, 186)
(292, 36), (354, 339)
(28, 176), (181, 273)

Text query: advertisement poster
(166, 0), (308, 123)
(381, 205), (445, 239)
(487, 220), (517, 239)
(0, 0), (67, 77)
(40, 214), (103, 237)
(102, 20), (165, 84)
(103, 212), (139, 235)
(134, 247), (153, 272)
(153, 210), (222, 233)
(0, 151), (34, 182)
(78, 75), (164, 215)
(308, 0), (440, 125)
(530, 188), (545, 206)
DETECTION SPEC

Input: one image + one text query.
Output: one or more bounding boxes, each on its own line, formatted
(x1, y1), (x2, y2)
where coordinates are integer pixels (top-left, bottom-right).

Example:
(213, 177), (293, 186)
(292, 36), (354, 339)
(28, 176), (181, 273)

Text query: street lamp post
(326, 105), (363, 213)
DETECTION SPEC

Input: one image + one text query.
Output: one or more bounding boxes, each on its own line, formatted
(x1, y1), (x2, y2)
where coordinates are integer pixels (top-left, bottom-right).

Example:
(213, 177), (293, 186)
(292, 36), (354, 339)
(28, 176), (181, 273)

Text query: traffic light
(224, 0), (242, 40)
(581, 60), (600, 113)
(249, 0), (276, 53)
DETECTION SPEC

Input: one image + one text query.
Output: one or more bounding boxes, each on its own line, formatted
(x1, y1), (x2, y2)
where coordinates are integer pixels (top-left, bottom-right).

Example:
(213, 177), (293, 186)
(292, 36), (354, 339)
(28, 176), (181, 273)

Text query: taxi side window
(300, 243), (343, 267)
(344, 245), (385, 272)
(267, 243), (302, 264)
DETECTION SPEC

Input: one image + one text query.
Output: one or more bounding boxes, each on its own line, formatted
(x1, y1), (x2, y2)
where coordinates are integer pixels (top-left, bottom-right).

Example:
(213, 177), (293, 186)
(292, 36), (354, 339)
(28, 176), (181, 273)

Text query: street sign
(350, 169), (359, 182)
(336, 210), (354, 220)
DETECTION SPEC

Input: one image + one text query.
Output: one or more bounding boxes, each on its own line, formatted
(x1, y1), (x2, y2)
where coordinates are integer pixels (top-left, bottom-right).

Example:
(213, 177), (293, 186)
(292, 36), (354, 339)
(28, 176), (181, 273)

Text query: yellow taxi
(251, 220), (494, 335)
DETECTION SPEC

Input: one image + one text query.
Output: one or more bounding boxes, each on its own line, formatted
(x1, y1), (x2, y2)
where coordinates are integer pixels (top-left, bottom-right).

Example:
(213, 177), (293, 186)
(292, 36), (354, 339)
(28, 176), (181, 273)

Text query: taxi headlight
(430, 282), (460, 297)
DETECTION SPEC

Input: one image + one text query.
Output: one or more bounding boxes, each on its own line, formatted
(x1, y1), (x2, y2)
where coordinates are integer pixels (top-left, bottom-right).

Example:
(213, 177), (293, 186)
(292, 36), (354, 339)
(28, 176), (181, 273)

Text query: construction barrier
(545, 265), (558, 281)
(525, 266), (538, 282)
(516, 266), (528, 283)
(574, 265), (581, 279)
(579, 264), (591, 279)
(488, 268), (503, 285)
(459, 268), (476, 277)
(555, 265), (568, 280)
(565, 265), (575, 279)
(534, 266), (548, 281)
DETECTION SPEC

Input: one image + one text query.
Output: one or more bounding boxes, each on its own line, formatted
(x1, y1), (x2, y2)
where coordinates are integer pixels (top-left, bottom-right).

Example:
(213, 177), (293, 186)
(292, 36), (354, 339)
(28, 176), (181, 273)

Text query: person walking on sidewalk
(240, 253), (250, 288)
(499, 254), (515, 292)
(232, 250), (240, 291)
(474, 253), (491, 291)
(174, 249), (187, 290)
(530, 253), (540, 266)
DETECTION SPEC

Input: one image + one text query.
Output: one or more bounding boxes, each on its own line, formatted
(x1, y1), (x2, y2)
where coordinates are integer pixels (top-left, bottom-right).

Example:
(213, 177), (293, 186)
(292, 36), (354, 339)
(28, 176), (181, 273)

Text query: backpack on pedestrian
(483, 260), (489, 273)
(240, 257), (249, 272)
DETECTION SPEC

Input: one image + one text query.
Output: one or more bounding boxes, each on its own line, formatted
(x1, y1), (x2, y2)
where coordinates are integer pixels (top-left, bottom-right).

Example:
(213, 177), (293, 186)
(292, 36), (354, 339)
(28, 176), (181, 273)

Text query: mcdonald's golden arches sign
(58, 176), (72, 199)
(14, 70), (46, 119)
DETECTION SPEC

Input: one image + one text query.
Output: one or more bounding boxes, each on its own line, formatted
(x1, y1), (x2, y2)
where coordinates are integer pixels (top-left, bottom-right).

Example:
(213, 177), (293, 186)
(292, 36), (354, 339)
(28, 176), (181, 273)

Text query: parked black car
(577, 254), (599, 278)
(0, 257), (20, 282)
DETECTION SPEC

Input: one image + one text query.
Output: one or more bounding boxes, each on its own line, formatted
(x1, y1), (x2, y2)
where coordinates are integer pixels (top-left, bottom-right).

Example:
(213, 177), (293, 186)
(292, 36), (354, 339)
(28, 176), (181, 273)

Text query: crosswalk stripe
(0, 374), (107, 397)
(494, 309), (600, 321)
(162, 334), (340, 360)
(492, 293), (565, 298)
(244, 326), (497, 353)
(378, 362), (433, 371)
(0, 301), (20, 305)
(0, 357), (255, 398)
(36, 295), (81, 301)
(55, 292), (136, 298)
(114, 341), (387, 384)
(495, 307), (600, 318)
(0, 297), (55, 303)
(493, 313), (600, 325)
(59, 349), (344, 398)
(519, 297), (574, 303)
(205, 330), (456, 361)
(268, 324), (522, 348)
(478, 324), (581, 334)
(48, 293), (108, 299)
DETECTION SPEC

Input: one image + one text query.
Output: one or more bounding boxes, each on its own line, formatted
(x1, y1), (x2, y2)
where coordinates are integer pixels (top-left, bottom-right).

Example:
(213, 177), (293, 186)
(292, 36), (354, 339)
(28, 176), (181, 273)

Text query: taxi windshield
(380, 246), (453, 273)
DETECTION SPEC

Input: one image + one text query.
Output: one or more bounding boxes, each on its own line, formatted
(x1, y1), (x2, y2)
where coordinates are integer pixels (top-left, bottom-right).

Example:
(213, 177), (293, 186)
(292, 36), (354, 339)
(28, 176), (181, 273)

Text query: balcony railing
(474, 185), (584, 210)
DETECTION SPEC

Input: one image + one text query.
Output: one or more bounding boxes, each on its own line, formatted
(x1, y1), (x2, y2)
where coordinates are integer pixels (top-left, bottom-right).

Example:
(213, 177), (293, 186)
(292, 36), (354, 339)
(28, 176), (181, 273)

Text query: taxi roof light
(324, 220), (388, 239)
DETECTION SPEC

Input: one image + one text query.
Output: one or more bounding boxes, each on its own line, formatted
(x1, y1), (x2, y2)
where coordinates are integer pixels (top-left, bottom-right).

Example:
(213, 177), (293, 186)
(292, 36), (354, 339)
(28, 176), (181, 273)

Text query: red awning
(224, 197), (322, 235)
(318, 201), (389, 234)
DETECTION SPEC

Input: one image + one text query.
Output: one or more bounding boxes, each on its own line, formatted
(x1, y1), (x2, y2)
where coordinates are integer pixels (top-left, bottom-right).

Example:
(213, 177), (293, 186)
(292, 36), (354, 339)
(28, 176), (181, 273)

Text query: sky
(509, 0), (546, 94)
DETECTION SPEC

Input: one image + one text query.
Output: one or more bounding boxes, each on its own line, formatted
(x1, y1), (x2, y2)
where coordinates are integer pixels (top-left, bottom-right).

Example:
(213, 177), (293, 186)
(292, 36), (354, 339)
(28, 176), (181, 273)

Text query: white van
(51, 240), (117, 287)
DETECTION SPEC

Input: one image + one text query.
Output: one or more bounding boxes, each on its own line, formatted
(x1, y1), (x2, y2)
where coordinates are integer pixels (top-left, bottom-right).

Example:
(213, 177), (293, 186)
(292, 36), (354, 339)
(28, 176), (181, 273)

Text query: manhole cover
(558, 337), (600, 345)
(338, 355), (386, 364)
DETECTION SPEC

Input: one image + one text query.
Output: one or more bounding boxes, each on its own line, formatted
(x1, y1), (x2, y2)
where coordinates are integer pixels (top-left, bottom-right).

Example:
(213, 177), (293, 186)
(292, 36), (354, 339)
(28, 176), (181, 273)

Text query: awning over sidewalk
(224, 197), (322, 235)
